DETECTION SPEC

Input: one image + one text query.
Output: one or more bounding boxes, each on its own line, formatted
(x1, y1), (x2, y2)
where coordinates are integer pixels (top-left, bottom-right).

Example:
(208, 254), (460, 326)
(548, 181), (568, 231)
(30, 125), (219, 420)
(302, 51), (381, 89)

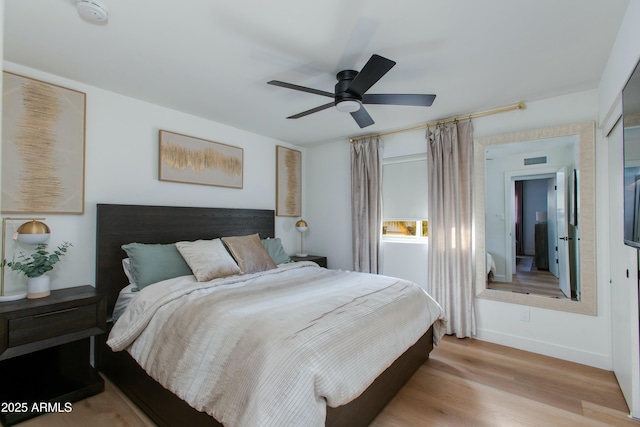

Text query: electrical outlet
(520, 308), (530, 322)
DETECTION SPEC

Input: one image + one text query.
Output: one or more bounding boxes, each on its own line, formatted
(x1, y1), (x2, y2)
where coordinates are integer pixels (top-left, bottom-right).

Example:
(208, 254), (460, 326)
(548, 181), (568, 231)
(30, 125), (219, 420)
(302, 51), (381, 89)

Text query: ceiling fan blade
(347, 54), (396, 96)
(350, 105), (375, 128)
(362, 93), (436, 106)
(287, 102), (335, 119)
(267, 80), (334, 98)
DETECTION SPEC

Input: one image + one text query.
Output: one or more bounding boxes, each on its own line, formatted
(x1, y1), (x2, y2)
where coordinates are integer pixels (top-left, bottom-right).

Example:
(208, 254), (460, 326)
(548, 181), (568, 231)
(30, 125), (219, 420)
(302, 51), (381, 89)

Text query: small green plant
(5, 242), (72, 278)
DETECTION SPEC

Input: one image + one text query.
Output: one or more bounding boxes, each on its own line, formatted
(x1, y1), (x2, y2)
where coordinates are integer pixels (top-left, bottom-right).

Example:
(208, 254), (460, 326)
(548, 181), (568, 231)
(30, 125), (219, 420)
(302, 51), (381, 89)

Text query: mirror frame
(474, 121), (596, 315)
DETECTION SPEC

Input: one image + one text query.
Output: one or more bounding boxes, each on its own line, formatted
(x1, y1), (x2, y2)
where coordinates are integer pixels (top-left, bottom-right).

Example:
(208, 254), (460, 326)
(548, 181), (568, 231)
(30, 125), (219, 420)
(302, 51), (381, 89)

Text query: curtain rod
(348, 102), (526, 143)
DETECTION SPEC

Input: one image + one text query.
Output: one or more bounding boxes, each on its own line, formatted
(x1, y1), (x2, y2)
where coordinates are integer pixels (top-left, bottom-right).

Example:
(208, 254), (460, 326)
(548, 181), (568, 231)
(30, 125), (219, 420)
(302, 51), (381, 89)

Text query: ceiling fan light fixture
(336, 99), (361, 113)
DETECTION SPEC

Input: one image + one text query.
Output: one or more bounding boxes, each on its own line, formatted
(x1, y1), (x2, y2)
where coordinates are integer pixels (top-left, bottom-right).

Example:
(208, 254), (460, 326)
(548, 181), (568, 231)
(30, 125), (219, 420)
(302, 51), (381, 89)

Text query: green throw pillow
(261, 238), (292, 265)
(121, 243), (193, 290)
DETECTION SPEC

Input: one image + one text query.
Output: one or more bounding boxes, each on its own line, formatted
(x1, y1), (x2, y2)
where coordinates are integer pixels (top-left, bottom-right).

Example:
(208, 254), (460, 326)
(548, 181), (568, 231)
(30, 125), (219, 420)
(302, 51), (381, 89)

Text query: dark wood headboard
(96, 204), (275, 316)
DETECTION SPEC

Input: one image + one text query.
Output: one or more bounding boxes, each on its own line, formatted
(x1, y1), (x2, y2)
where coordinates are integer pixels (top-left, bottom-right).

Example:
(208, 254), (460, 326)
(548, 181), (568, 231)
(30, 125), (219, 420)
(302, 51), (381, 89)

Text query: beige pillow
(222, 234), (277, 274)
(175, 239), (240, 282)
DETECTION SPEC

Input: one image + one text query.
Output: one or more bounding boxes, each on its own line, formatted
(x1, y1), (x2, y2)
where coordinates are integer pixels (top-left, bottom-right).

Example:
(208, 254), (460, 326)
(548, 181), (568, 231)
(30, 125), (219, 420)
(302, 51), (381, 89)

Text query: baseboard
(475, 327), (611, 370)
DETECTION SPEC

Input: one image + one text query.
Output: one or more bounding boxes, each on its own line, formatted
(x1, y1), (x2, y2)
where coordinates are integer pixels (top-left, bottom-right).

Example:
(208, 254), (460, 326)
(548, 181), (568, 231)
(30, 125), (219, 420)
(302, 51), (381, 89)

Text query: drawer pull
(33, 307), (79, 318)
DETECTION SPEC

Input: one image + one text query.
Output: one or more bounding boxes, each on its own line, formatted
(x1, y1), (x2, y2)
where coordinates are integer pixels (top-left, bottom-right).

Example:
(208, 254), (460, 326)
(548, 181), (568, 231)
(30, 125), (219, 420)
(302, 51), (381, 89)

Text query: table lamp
(295, 219), (308, 257)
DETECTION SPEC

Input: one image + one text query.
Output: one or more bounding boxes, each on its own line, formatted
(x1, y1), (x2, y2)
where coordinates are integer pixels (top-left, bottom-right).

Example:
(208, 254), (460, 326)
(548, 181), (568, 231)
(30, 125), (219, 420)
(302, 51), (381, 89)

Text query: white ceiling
(4, 0), (630, 146)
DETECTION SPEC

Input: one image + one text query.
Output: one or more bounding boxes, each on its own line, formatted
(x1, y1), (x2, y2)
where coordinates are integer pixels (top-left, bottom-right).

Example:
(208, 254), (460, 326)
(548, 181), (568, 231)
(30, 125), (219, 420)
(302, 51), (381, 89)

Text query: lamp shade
(295, 219), (308, 232)
(17, 220), (50, 244)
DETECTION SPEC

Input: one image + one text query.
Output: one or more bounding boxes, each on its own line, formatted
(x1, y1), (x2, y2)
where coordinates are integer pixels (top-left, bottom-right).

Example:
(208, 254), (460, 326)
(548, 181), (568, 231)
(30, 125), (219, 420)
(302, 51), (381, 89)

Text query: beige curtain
(427, 120), (476, 337)
(350, 136), (383, 273)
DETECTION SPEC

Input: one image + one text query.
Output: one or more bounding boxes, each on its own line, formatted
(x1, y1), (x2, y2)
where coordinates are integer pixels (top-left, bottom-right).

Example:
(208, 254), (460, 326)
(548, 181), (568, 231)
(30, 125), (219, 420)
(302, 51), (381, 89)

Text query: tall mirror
(624, 60), (640, 247)
(474, 121), (596, 315)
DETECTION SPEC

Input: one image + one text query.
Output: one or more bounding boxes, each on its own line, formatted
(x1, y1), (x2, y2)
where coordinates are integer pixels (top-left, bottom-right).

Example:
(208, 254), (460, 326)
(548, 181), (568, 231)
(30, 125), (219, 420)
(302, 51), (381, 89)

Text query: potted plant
(5, 242), (72, 299)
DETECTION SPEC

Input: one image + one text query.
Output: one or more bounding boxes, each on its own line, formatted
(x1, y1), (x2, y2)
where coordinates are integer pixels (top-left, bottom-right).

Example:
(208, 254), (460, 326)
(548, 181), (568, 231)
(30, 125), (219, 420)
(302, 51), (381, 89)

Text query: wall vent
(524, 156), (547, 166)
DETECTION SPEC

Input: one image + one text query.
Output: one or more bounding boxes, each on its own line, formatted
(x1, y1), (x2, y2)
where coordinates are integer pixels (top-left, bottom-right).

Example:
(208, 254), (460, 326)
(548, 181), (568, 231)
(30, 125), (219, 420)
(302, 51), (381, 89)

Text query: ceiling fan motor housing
(335, 70), (361, 105)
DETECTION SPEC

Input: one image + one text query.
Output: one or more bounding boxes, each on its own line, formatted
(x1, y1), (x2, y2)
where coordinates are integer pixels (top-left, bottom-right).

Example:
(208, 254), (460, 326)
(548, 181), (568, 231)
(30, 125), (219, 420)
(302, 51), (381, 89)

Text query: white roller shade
(382, 157), (428, 220)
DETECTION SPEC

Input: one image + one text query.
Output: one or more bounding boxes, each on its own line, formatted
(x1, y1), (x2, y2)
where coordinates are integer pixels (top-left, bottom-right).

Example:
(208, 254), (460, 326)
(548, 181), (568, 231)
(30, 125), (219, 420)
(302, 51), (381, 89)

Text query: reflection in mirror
(623, 60), (640, 248)
(475, 121), (596, 315)
(484, 136), (579, 300)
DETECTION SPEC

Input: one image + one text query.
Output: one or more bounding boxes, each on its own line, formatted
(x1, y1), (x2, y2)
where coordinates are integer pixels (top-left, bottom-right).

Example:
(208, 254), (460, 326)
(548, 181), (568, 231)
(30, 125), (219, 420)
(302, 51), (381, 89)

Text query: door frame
(504, 168), (557, 282)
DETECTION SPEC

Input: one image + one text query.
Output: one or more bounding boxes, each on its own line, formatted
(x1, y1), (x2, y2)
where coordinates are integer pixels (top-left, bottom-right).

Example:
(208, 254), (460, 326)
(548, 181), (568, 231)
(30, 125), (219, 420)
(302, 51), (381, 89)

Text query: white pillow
(122, 258), (134, 283)
(175, 239), (241, 282)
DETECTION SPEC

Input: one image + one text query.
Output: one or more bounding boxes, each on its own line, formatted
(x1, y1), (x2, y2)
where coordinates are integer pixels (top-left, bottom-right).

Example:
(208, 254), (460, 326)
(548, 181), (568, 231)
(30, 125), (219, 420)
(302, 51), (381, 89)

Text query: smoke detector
(77, 0), (108, 22)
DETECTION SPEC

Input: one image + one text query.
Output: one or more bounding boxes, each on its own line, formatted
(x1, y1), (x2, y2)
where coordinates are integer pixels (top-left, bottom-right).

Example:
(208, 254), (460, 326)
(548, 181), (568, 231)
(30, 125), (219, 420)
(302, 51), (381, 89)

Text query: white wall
(304, 139), (352, 270)
(1, 62), (303, 295)
(307, 89), (614, 368)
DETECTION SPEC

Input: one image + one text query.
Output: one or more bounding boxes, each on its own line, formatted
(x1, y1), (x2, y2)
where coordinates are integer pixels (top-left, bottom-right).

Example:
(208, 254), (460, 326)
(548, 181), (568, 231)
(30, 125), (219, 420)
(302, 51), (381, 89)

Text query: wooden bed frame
(95, 203), (434, 427)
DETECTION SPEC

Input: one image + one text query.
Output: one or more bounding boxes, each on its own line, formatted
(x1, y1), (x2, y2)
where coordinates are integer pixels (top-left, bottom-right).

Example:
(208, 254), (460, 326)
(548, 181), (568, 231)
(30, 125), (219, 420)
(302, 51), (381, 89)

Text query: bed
(95, 203), (444, 427)
(487, 252), (496, 282)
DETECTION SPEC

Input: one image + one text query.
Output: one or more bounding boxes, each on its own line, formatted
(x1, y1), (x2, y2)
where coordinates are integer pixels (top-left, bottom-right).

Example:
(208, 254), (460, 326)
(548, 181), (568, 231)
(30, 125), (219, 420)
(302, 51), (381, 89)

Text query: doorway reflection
(484, 136), (578, 301)
(488, 175), (569, 299)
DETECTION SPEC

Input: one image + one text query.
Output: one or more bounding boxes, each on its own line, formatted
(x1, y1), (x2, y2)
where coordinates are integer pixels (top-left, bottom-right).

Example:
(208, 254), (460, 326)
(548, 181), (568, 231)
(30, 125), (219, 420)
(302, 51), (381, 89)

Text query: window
(382, 155), (428, 240)
(382, 220), (428, 237)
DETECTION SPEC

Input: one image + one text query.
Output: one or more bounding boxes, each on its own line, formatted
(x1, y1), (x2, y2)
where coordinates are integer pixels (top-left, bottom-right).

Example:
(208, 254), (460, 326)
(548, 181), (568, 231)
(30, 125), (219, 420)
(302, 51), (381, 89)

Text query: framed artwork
(276, 145), (301, 216)
(2, 72), (86, 214)
(159, 130), (243, 188)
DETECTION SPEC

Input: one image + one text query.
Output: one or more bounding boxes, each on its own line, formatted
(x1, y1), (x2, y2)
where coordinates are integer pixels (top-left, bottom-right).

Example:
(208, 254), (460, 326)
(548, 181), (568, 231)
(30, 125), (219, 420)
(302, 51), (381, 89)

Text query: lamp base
(0, 290), (28, 302)
(295, 253), (308, 257)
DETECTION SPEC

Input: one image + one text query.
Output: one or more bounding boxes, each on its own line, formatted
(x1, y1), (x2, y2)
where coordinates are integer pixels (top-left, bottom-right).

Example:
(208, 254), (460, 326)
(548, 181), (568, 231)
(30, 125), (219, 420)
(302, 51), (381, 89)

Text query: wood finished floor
(488, 255), (568, 299)
(20, 335), (637, 427)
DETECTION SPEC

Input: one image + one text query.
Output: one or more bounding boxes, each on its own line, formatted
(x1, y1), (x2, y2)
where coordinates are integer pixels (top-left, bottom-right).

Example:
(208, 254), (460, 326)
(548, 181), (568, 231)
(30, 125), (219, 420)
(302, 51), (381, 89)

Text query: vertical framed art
(159, 130), (243, 189)
(2, 72), (86, 214)
(276, 146), (301, 216)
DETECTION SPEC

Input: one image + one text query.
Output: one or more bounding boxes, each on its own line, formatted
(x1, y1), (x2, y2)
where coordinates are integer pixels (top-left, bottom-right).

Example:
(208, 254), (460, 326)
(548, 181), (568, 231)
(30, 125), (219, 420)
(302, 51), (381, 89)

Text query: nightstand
(290, 255), (327, 268)
(0, 285), (106, 426)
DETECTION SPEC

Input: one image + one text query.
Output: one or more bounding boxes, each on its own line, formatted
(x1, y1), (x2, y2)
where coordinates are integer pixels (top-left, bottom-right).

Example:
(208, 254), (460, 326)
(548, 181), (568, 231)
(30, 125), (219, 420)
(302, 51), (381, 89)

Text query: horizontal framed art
(159, 130), (243, 189)
(2, 71), (86, 214)
(276, 145), (301, 217)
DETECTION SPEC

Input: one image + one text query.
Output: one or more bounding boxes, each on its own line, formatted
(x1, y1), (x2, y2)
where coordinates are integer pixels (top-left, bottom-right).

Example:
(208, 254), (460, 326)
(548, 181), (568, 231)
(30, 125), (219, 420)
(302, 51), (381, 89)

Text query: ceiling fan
(268, 54), (436, 128)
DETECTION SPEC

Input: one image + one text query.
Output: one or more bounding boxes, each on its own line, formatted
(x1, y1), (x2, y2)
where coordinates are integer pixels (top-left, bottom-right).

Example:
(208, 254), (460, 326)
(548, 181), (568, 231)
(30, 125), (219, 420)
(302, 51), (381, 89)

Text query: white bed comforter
(108, 262), (445, 427)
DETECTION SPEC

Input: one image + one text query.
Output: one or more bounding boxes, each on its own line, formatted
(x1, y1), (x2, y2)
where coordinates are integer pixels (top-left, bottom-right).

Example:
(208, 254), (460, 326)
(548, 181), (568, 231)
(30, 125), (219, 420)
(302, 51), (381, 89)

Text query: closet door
(609, 120), (640, 417)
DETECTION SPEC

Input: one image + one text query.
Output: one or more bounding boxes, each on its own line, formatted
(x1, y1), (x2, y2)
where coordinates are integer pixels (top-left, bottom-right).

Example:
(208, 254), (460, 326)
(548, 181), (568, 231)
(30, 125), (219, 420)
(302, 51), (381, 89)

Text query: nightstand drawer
(8, 304), (97, 347)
